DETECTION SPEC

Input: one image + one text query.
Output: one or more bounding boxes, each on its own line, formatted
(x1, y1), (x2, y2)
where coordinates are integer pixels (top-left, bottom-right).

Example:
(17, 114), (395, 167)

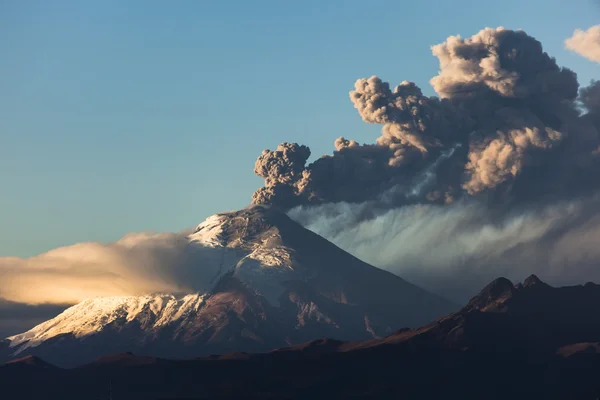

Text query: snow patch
(189, 215), (227, 247)
(233, 244), (301, 306)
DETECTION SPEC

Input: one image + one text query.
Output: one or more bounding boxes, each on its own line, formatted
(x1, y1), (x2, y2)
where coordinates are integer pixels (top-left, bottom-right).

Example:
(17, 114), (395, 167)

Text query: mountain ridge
(4, 276), (600, 399)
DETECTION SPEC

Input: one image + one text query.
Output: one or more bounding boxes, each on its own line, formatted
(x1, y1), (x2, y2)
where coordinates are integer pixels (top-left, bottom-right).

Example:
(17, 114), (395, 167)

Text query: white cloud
(565, 25), (600, 63)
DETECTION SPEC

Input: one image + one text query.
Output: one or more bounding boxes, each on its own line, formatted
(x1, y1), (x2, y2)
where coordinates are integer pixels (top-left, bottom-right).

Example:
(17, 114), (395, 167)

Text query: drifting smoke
(406, 144), (461, 200)
(289, 195), (600, 302)
(252, 27), (599, 211)
(565, 25), (600, 63)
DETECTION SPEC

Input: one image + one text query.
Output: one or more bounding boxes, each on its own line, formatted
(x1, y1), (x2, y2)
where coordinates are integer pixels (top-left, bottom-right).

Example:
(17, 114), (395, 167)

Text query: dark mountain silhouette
(4, 275), (600, 399)
(0, 206), (455, 368)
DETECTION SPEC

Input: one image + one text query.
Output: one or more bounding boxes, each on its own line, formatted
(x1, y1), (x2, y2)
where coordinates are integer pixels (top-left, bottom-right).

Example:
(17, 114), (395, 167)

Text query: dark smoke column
(251, 27), (600, 211)
(251, 142), (311, 208)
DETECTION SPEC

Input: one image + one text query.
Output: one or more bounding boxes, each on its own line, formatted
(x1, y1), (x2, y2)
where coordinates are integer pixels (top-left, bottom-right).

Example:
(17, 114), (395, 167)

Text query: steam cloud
(566, 25), (600, 63)
(252, 27), (600, 210)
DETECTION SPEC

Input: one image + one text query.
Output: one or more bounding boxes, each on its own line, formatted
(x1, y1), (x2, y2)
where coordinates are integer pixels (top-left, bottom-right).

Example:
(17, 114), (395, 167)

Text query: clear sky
(1, 0), (598, 257)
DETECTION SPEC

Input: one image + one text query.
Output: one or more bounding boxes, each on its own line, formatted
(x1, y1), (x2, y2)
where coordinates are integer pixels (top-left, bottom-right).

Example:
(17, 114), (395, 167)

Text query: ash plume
(251, 26), (600, 300)
(252, 143), (311, 207)
(252, 27), (599, 211)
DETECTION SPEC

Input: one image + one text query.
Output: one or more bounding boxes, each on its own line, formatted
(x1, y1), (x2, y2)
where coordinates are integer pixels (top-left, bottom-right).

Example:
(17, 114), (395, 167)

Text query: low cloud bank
(0, 230), (237, 305)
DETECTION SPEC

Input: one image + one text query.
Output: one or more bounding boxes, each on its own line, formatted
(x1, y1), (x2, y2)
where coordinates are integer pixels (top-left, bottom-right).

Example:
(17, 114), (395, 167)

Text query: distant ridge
(4, 276), (600, 399)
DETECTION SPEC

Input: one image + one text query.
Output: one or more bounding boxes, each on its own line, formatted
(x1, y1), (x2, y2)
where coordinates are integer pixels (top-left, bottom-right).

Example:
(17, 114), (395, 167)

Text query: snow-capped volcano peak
(189, 205), (291, 250)
(1, 205), (456, 367)
(187, 206), (304, 304)
(190, 214), (228, 247)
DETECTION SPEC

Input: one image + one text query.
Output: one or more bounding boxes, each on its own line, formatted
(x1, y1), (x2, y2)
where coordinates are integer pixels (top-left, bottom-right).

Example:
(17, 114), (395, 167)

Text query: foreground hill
(0, 205), (454, 367)
(3, 276), (600, 399)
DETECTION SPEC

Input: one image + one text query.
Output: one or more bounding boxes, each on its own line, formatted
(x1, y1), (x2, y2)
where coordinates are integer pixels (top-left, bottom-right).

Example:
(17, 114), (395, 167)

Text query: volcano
(0, 205), (455, 367)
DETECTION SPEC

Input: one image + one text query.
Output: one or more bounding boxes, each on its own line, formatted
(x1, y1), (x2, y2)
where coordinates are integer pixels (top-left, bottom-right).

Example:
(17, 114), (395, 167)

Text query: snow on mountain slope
(1, 205), (457, 367)
(190, 206), (308, 304)
(7, 294), (207, 353)
(189, 214), (227, 247)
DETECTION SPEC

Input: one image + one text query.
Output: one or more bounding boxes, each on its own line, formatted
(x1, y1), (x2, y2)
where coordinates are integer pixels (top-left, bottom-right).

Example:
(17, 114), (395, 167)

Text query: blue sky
(1, 0), (598, 257)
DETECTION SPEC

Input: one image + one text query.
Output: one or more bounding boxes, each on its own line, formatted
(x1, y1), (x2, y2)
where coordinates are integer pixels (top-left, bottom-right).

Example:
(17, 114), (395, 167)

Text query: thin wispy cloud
(290, 195), (600, 302)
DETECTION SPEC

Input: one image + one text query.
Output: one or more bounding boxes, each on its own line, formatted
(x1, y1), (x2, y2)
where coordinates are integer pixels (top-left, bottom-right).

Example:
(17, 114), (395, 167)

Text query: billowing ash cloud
(249, 26), (600, 302)
(252, 27), (599, 210)
(581, 81), (600, 140)
(565, 25), (600, 63)
(252, 143), (311, 207)
(581, 80), (600, 118)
